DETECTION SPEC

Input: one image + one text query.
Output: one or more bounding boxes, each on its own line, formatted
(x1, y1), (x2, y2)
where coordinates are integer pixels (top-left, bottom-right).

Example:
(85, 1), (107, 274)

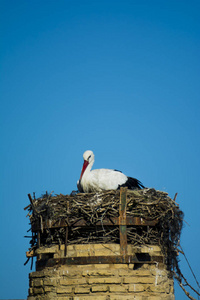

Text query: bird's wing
(90, 169), (127, 190)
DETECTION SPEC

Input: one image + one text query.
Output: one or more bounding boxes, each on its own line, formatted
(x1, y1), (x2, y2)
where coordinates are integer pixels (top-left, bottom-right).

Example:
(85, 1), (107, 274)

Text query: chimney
(25, 187), (182, 299)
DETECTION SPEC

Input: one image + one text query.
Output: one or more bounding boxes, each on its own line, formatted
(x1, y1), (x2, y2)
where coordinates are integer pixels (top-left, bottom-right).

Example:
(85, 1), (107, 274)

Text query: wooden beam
(119, 187), (128, 257)
(31, 216), (158, 231)
(26, 250), (35, 257)
(36, 254), (164, 270)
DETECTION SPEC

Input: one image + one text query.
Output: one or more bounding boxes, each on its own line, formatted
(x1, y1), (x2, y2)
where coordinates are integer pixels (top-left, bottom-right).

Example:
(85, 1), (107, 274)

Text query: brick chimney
(26, 187), (181, 300)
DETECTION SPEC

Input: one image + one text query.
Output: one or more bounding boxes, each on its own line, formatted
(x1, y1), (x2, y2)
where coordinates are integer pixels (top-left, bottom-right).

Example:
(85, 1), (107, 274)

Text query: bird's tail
(120, 177), (145, 190)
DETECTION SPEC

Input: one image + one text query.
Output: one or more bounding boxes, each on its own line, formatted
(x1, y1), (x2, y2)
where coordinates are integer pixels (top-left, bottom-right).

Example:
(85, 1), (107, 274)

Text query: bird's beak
(80, 160), (89, 179)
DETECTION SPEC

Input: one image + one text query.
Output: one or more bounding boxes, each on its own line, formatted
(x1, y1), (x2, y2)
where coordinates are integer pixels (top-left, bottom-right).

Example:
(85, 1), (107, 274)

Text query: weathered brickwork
(28, 244), (174, 300)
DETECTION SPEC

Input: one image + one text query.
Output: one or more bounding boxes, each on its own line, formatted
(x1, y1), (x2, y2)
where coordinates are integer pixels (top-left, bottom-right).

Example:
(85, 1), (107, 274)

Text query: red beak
(80, 160), (89, 180)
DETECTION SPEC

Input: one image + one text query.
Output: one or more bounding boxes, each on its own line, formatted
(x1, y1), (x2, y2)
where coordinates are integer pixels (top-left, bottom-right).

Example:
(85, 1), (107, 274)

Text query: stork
(77, 150), (144, 193)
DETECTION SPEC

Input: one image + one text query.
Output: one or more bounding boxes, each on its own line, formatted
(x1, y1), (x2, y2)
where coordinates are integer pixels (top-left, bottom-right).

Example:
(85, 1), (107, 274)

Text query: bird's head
(83, 150), (94, 163)
(80, 150), (94, 179)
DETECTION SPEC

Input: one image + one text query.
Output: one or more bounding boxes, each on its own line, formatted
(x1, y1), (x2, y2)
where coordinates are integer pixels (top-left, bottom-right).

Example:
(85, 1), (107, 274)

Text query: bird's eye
(88, 155), (91, 160)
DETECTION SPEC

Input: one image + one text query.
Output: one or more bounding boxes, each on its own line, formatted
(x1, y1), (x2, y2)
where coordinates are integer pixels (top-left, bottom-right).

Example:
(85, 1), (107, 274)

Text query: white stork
(77, 150), (144, 193)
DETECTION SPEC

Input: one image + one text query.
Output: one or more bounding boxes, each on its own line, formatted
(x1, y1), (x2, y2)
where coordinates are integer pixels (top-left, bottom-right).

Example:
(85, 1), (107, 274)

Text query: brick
(88, 277), (121, 284)
(112, 264), (129, 269)
(91, 284), (108, 292)
(170, 284), (174, 294)
(119, 269), (151, 276)
(44, 269), (60, 277)
(94, 247), (120, 256)
(93, 243), (119, 251)
(123, 276), (155, 284)
(43, 292), (57, 299)
(44, 286), (53, 292)
(28, 287), (34, 295)
(152, 263), (166, 270)
(74, 296), (108, 300)
(68, 243), (121, 257)
(33, 287), (44, 294)
(69, 244), (95, 257)
(134, 270), (152, 276)
(57, 286), (73, 294)
(33, 279), (43, 287)
(109, 285), (128, 292)
(118, 269), (132, 276)
(59, 269), (82, 278)
(162, 295), (175, 300)
(82, 269), (116, 276)
(151, 268), (168, 276)
(60, 277), (87, 285)
(128, 263), (134, 269)
(58, 298), (76, 300)
(94, 250), (120, 256)
(36, 245), (58, 254)
(148, 297), (164, 300)
(43, 278), (57, 286)
(128, 284), (145, 292)
(155, 276), (169, 285)
(110, 294), (144, 300)
(150, 282), (171, 293)
(74, 286), (90, 294)
(81, 263), (126, 271)
(29, 271), (44, 278)
(140, 245), (162, 255)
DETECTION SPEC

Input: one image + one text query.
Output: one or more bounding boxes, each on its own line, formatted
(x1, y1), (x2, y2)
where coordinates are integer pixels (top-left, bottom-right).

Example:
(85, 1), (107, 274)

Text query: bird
(77, 150), (145, 193)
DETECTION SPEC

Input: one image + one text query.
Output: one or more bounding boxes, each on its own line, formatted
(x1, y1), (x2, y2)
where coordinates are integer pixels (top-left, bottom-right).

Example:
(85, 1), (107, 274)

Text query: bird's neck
(82, 160), (93, 180)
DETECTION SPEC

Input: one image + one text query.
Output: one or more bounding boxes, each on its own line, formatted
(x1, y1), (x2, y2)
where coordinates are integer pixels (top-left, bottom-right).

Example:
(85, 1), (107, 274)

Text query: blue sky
(0, 1), (200, 299)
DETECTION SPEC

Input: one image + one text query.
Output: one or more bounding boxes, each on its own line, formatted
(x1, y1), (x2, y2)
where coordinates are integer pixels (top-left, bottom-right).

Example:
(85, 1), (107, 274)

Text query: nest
(26, 188), (184, 270)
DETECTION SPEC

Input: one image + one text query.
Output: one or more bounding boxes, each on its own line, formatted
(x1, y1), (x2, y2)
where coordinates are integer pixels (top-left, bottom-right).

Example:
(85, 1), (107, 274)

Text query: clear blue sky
(0, 1), (200, 299)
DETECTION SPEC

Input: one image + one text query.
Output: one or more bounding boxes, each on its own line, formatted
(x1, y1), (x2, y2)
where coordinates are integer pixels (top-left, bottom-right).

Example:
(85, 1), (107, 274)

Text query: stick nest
(26, 188), (184, 269)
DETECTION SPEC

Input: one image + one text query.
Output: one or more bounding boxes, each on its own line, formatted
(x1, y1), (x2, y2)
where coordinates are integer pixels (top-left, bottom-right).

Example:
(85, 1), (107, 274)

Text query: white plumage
(77, 150), (144, 193)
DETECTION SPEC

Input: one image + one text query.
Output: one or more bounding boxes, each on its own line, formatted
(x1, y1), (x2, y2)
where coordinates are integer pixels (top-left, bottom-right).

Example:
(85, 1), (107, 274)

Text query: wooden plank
(119, 187), (127, 256)
(31, 217), (158, 231)
(64, 227), (68, 256)
(36, 254), (164, 270)
(37, 230), (41, 248)
(64, 201), (70, 256)
(71, 216), (158, 227)
(26, 250), (35, 257)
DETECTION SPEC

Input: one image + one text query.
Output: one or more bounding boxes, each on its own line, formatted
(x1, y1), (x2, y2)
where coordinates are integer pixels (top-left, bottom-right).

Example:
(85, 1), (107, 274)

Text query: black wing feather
(77, 179), (84, 192)
(119, 177), (145, 190)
